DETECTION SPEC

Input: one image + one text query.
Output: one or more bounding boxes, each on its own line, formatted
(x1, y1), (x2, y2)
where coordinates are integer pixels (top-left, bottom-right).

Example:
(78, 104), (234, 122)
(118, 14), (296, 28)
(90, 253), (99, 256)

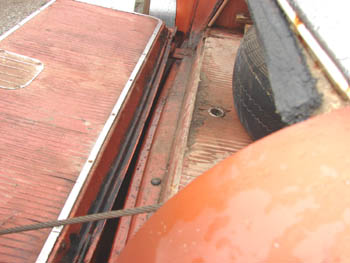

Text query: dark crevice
(91, 52), (177, 263)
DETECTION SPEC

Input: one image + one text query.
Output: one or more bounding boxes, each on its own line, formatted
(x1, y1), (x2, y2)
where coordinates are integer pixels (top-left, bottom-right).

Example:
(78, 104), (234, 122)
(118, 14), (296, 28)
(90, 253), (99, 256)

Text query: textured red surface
(109, 28), (251, 261)
(179, 29), (252, 190)
(0, 0), (157, 262)
(109, 60), (182, 262)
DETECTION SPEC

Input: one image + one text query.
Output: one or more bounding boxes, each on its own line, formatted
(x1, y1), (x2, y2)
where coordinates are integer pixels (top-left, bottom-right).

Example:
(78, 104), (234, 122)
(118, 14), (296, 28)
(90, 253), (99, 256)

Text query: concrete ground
(0, 0), (48, 36)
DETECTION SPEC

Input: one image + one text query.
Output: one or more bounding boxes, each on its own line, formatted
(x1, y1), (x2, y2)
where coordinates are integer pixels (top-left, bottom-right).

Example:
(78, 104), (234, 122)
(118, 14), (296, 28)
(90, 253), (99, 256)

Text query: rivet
(60, 241), (66, 250)
(151, 178), (162, 186)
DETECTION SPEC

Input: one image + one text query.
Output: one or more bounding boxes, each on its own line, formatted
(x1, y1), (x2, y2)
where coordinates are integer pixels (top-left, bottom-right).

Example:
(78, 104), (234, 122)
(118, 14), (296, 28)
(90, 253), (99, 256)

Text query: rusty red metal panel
(109, 28), (252, 261)
(106, 29), (175, 262)
(108, 84), (171, 261)
(161, 29), (252, 198)
(108, 60), (181, 262)
(0, 0), (159, 262)
(80, 28), (173, 263)
(178, 29), (252, 190)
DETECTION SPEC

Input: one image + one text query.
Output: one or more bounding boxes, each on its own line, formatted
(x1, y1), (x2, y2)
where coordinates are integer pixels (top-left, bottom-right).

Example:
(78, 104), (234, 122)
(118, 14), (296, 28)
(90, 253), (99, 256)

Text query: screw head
(151, 178), (162, 186)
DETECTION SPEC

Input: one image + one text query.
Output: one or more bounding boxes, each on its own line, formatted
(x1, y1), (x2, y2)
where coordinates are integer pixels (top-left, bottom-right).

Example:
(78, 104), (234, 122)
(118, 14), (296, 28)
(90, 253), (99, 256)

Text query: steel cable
(0, 203), (162, 236)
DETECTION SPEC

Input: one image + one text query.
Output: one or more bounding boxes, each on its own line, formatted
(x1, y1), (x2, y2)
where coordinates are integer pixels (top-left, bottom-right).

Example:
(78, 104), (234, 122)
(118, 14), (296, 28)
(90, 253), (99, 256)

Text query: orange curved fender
(117, 107), (350, 263)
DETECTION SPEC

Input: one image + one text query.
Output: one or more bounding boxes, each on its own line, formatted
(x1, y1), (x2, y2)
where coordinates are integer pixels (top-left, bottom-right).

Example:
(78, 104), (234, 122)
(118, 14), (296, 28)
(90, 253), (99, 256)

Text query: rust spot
(294, 15), (302, 27)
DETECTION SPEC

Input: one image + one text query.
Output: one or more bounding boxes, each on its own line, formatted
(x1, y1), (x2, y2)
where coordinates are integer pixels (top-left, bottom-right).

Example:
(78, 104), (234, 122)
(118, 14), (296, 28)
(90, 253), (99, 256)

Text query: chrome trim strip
(36, 9), (163, 263)
(0, 0), (57, 41)
(150, 0), (176, 27)
(277, 0), (350, 99)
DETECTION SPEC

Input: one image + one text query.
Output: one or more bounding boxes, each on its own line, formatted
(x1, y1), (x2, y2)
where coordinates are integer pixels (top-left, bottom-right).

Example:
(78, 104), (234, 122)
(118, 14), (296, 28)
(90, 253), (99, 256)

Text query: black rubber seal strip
(246, 0), (321, 124)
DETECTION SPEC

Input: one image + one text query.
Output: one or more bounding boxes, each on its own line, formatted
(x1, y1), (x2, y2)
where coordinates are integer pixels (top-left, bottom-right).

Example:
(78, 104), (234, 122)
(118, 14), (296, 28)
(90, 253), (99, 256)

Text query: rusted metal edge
(276, 0), (350, 99)
(0, 0), (57, 41)
(162, 39), (205, 200)
(80, 28), (173, 262)
(36, 12), (164, 263)
(108, 39), (178, 262)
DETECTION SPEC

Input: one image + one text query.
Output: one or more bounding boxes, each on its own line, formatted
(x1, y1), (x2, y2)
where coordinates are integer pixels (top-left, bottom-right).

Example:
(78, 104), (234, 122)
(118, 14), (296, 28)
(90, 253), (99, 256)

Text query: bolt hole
(208, 107), (225, 118)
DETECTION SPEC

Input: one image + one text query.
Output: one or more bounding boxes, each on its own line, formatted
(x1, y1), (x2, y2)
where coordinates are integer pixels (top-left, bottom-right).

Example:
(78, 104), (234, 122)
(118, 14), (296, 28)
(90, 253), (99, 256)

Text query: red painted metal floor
(109, 28), (252, 262)
(0, 0), (159, 261)
(178, 29), (252, 191)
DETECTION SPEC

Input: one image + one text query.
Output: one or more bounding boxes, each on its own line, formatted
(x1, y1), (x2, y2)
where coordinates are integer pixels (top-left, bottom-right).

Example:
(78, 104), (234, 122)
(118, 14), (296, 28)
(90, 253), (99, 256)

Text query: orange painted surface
(118, 107), (350, 263)
(0, 0), (158, 262)
(176, 0), (223, 35)
(191, 0), (221, 34)
(176, 0), (197, 34)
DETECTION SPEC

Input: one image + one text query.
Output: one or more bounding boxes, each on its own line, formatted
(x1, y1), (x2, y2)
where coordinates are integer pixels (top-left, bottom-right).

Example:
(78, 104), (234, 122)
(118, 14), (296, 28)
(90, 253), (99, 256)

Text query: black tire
(233, 26), (285, 140)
